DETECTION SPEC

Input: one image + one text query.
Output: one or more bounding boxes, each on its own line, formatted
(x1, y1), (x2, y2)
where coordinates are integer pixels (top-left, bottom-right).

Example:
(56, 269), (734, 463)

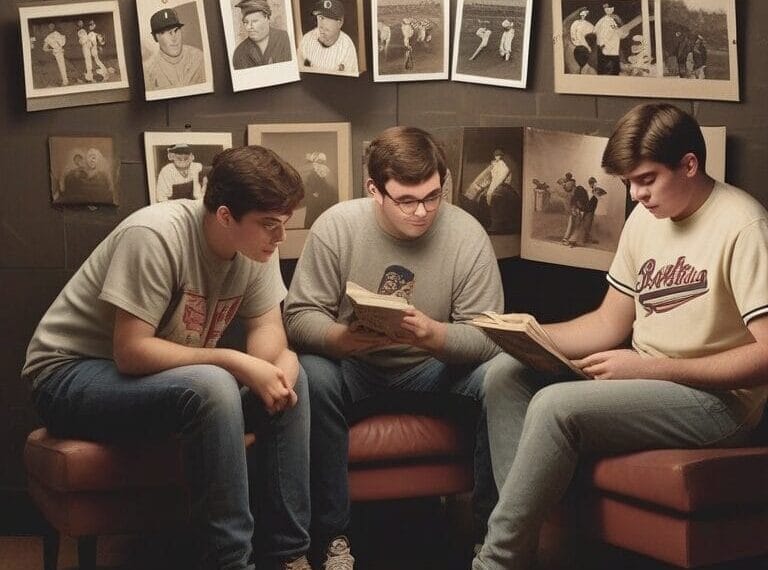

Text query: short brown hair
(367, 126), (447, 192)
(203, 146), (304, 219)
(602, 103), (707, 176)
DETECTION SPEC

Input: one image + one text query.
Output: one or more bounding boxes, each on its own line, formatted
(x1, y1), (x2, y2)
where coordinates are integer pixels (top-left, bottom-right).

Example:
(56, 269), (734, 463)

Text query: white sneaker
(323, 536), (354, 570)
(282, 554), (312, 570)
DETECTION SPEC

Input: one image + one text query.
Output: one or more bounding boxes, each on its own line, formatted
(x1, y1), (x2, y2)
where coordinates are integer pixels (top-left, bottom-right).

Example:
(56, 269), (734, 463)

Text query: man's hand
(399, 308), (447, 353)
(232, 352), (295, 414)
(324, 323), (392, 358)
(574, 349), (656, 380)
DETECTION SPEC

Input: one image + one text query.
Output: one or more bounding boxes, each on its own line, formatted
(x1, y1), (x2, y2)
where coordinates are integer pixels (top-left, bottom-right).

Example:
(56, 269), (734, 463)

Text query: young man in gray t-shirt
(284, 126), (504, 567)
(24, 147), (312, 570)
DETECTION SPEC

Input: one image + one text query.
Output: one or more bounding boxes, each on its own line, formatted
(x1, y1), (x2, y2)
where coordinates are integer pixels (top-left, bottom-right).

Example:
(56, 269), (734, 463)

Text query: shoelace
(324, 538), (354, 570)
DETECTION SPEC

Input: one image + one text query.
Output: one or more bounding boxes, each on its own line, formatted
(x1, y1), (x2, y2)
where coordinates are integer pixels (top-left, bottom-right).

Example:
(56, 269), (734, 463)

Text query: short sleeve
(238, 252), (287, 318)
(731, 219), (768, 323)
(99, 226), (175, 328)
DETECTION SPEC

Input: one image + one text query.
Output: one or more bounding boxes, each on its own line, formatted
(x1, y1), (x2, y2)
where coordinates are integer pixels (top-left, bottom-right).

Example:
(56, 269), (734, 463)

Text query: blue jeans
(473, 355), (757, 570)
(32, 359), (311, 570)
(299, 354), (496, 551)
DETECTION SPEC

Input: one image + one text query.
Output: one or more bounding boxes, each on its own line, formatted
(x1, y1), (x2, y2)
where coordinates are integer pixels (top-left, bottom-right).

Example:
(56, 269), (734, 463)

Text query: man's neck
(202, 211), (236, 261)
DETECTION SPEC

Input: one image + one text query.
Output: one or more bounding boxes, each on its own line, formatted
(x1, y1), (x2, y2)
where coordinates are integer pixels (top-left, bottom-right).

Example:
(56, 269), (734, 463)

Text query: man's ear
(681, 152), (699, 178)
(216, 205), (233, 226)
(367, 179), (383, 204)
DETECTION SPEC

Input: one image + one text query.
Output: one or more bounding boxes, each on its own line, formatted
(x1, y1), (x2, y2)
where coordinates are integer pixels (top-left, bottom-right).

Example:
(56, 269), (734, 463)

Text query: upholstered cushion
(589, 447), (768, 513)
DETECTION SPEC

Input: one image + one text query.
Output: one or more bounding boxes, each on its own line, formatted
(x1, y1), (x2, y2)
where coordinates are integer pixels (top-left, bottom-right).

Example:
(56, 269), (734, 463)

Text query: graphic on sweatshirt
(377, 265), (415, 301)
(636, 256), (709, 315)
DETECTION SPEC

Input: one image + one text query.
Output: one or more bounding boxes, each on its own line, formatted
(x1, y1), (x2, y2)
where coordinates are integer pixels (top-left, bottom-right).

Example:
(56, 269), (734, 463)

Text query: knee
(526, 383), (581, 432)
(484, 354), (533, 404)
(180, 365), (243, 418)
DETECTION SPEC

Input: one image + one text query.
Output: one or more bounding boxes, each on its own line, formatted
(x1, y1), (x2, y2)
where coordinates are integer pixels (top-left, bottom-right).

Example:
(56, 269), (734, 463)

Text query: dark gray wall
(1, 0), (767, 499)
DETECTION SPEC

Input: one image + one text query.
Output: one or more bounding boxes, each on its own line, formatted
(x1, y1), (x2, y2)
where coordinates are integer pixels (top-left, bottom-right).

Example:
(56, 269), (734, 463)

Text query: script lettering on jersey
(635, 256), (709, 315)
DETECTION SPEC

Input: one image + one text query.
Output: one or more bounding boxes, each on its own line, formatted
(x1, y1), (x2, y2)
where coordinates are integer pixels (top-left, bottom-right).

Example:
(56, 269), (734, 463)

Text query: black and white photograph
(20, 1), (129, 111)
(137, 0), (214, 101)
(293, 0), (366, 76)
(144, 132), (233, 204)
(220, 0), (300, 92)
(372, 0), (449, 82)
(49, 136), (118, 206)
(521, 128), (628, 271)
(553, 0), (739, 101)
(248, 122), (351, 258)
(451, 0), (533, 88)
(458, 127), (523, 258)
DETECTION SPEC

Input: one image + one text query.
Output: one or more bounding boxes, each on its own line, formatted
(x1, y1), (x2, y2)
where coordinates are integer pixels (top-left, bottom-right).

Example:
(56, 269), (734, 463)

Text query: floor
(3, 496), (768, 570)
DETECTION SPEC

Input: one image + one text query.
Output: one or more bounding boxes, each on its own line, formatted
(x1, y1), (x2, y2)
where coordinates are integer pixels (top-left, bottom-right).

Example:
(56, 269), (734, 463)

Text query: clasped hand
(573, 349), (650, 380)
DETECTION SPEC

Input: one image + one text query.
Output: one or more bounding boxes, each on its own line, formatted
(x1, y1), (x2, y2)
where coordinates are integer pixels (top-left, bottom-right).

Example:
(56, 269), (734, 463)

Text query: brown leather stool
(24, 414), (472, 569)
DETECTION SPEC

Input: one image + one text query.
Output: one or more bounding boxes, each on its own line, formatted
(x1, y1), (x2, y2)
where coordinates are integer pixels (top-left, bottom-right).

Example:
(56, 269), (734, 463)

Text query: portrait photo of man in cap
(138, 0), (213, 100)
(232, 0), (292, 69)
(297, 0), (360, 76)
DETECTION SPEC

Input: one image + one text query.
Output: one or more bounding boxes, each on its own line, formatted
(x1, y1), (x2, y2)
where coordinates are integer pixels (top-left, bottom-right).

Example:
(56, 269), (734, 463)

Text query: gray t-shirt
(284, 198), (503, 371)
(23, 200), (286, 388)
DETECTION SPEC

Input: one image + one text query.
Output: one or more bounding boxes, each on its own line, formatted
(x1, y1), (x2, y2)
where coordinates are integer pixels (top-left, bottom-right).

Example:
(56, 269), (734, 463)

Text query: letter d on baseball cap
(313, 0), (345, 20)
(150, 8), (183, 34)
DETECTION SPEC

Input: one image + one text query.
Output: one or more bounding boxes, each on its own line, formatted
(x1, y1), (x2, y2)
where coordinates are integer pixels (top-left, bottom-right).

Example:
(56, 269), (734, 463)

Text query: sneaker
(323, 536), (354, 570)
(282, 554), (312, 570)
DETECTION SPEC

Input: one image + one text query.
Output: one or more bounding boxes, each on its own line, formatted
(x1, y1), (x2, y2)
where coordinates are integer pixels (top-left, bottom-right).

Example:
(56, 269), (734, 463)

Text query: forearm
(441, 322), (502, 363)
(544, 311), (628, 359)
(638, 343), (768, 390)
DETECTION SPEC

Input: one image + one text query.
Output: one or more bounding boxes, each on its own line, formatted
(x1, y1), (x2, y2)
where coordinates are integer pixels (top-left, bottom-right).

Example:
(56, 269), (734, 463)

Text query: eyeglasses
(380, 188), (445, 215)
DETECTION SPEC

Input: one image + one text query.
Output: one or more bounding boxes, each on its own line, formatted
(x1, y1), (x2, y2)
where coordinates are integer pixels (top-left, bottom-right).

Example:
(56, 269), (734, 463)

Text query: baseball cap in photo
(150, 8), (183, 34)
(602, 3), (614, 8)
(313, 0), (345, 21)
(168, 143), (192, 154)
(236, 0), (272, 18)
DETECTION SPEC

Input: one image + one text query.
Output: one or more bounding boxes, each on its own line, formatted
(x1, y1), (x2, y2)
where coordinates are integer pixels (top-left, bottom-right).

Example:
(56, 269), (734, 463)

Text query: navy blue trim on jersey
(744, 304), (768, 324)
(606, 274), (635, 297)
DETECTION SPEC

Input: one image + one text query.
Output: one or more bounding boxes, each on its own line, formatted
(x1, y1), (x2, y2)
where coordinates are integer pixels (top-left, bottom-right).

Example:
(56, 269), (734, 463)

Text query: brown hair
(203, 146), (304, 220)
(602, 103), (707, 175)
(367, 126), (447, 193)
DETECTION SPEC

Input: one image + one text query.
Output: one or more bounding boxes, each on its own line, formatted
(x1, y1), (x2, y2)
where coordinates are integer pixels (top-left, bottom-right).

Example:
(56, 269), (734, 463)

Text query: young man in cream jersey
(473, 103), (768, 569)
(23, 146), (315, 570)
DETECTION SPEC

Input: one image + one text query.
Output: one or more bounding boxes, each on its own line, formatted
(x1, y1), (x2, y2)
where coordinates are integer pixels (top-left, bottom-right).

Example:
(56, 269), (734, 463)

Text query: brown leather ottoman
(557, 447), (768, 568)
(24, 414), (472, 570)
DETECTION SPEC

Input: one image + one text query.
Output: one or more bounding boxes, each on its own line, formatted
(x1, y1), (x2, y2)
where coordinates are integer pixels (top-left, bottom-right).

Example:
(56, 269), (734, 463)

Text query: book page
(346, 281), (414, 340)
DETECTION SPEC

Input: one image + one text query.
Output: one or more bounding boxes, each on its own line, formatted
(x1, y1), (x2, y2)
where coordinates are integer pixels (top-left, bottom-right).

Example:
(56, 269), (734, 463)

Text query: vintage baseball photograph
(49, 135), (118, 206)
(220, 0), (300, 92)
(457, 127), (523, 258)
(20, 1), (129, 110)
(248, 122), (351, 258)
(136, 0), (214, 101)
(372, 0), (449, 82)
(293, 0), (366, 76)
(521, 128), (628, 271)
(553, 0), (739, 101)
(144, 132), (233, 204)
(451, 0), (534, 88)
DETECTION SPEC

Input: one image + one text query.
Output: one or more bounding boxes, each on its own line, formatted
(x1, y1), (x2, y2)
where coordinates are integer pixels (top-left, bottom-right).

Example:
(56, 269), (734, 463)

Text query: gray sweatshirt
(284, 198), (503, 371)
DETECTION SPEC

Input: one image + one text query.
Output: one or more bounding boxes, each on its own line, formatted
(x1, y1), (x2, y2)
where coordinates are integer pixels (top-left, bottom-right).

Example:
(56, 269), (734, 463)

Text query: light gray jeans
(473, 354), (757, 570)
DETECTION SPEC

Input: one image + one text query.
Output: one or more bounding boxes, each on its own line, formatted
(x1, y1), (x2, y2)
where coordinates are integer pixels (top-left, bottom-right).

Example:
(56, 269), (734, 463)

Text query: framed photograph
(521, 128), (628, 271)
(553, 0), (739, 101)
(136, 0), (214, 101)
(451, 0), (534, 88)
(293, 0), (366, 76)
(247, 122), (352, 258)
(456, 127), (523, 259)
(49, 135), (118, 205)
(372, 0), (449, 82)
(220, 0), (300, 92)
(19, 0), (130, 111)
(144, 132), (233, 204)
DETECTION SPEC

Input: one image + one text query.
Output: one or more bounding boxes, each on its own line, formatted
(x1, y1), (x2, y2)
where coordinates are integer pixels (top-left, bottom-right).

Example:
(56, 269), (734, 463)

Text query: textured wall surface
(1, 0), (766, 495)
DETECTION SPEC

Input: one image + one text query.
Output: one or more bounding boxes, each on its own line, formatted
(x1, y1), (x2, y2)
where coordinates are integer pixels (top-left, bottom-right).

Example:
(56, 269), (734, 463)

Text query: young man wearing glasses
(24, 146), (315, 570)
(284, 126), (504, 568)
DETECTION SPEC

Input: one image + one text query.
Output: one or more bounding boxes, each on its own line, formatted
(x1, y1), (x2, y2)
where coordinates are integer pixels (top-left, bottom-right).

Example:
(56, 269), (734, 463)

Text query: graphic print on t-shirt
(166, 291), (242, 347)
(377, 265), (415, 301)
(635, 256), (709, 315)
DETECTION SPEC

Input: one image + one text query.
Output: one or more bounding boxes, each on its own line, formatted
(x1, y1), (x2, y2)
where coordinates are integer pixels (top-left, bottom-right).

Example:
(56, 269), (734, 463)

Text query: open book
(345, 281), (414, 340)
(471, 312), (589, 379)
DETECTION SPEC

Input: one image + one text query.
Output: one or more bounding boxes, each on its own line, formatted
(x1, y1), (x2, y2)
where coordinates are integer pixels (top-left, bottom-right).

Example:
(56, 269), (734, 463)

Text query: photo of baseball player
(372, 0), (447, 81)
(42, 23), (69, 86)
(137, 0), (213, 101)
(232, 0), (292, 69)
(452, 0), (533, 89)
(144, 132), (233, 205)
(297, 0), (359, 76)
